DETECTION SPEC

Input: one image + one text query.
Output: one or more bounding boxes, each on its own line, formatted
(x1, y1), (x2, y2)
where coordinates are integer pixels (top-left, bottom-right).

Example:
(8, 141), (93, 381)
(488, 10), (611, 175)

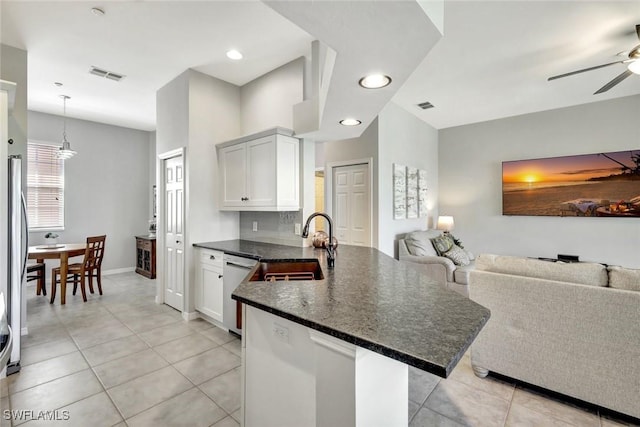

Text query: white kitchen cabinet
(195, 249), (224, 322)
(217, 127), (299, 211)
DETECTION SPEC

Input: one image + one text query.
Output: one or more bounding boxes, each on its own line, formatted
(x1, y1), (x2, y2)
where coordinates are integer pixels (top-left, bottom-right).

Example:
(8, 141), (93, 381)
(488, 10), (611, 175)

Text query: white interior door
(164, 155), (184, 311)
(332, 163), (371, 246)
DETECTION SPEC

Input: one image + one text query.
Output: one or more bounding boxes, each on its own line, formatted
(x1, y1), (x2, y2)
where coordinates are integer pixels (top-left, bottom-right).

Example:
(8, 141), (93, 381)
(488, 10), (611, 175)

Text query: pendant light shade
(56, 95), (77, 160)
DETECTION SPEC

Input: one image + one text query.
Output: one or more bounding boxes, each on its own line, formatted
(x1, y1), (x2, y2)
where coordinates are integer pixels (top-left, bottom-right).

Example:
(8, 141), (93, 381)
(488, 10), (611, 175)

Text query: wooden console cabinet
(135, 236), (156, 279)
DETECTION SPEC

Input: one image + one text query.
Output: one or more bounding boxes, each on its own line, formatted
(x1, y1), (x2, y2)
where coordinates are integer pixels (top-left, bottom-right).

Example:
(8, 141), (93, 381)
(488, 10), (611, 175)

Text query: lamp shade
(437, 216), (455, 232)
(55, 94), (77, 160)
(628, 60), (640, 75)
(56, 139), (77, 160)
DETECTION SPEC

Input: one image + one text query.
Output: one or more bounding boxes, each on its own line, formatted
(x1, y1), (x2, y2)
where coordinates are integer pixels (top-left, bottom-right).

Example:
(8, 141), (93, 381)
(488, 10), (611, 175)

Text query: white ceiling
(2, 1), (640, 133)
(0, 1), (313, 131)
(393, 1), (640, 129)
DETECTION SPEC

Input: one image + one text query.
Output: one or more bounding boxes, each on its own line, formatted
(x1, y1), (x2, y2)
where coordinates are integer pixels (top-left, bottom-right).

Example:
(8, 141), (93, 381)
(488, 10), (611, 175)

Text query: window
(27, 141), (65, 230)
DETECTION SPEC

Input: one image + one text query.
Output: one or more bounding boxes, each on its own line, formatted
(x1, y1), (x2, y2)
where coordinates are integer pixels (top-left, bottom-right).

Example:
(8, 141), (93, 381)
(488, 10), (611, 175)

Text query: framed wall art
(502, 149), (640, 217)
(406, 167), (418, 218)
(393, 164), (407, 219)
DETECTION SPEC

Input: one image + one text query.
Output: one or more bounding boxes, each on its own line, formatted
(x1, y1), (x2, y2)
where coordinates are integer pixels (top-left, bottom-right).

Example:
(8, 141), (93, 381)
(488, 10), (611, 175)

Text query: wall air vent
(417, 101), (434, 110)
(89, 66), (125, 82)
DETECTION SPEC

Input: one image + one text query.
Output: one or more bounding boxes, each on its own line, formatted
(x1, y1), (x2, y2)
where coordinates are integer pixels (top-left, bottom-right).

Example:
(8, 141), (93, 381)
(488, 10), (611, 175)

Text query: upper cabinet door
(245, 136), (276, 207)
(220, 143), (246, 207)
(217, 128), (300, 211)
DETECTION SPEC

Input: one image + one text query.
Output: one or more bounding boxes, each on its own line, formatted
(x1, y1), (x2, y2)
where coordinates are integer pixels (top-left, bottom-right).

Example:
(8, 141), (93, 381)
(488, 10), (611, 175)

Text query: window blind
(27, 142), (65, 229)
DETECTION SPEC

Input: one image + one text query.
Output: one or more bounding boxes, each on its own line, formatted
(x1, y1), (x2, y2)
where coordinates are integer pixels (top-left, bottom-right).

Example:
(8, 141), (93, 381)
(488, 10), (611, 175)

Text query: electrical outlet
(252, 221), (258, 232)
(294, 223), (301, 235)
(272, 323), (289, 343)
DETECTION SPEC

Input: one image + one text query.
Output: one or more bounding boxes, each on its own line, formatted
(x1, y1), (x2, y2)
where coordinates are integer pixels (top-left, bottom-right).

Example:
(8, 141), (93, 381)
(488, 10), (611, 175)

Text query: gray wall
(28, 111), (152, 272)
(156, 69), (242, 312)
(320, 118), (379, 249)
(238, 58), (307, 246)
(439, 94), (640, 268)
(378, 102), (439, 257)
(240, 57), (304, 135)
(187, 70), (242, 245)
(321, 118), (379, 166)
(156, 71), (190, 155)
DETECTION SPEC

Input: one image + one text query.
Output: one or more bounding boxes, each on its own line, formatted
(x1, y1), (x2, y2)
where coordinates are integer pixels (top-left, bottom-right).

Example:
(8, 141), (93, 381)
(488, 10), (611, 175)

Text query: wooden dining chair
(26, 262), (46, 296)
(50, 235), (106, 304)
(85, 235), (106, 296)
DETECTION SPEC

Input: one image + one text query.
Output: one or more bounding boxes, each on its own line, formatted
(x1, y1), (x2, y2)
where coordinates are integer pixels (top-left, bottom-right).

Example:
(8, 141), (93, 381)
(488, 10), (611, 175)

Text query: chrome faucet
(302, 212), (336, 268)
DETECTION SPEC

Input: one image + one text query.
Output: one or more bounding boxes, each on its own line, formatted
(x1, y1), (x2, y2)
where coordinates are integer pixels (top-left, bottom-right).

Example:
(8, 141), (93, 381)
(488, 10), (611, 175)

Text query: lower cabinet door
(196, 263), (224, 322)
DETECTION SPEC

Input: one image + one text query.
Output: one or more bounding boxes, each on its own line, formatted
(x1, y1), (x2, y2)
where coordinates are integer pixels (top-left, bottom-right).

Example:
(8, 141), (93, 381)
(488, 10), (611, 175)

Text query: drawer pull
(210, 255), (216, 260)
(218, 274), (223, 279)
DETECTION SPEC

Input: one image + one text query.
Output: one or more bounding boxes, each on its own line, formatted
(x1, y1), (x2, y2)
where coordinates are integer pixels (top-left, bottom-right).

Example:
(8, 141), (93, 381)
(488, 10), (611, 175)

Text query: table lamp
(437, 216), (455, 234)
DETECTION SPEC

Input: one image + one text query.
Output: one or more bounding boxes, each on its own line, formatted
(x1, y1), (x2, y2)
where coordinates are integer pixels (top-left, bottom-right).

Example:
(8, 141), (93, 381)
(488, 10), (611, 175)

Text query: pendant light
(56, 95), (77, 160)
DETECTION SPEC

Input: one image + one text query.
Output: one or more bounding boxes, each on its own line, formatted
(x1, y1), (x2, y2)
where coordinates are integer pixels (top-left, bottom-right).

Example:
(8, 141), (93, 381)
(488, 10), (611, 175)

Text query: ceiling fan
(548, 24), (640, 94)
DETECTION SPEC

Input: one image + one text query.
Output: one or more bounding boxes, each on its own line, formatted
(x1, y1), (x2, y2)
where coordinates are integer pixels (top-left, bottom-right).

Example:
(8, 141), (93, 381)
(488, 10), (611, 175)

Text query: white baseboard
(183, 311), (199, 321)
(102, 267), (135, 275)
(193, 311), (227, 330)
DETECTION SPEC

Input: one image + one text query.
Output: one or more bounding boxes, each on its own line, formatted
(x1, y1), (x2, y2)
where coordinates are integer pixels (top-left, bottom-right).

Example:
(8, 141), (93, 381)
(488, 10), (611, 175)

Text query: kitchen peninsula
(194, 240), (490, 426)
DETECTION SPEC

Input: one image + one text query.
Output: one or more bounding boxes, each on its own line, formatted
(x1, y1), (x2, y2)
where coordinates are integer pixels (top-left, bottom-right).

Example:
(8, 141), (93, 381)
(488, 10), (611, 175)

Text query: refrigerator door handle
(20, 192), (28, 282)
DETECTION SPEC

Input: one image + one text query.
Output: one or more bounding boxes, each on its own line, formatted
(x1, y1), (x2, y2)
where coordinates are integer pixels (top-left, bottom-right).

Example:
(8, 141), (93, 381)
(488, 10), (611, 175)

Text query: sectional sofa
(468, 254), (640, 420)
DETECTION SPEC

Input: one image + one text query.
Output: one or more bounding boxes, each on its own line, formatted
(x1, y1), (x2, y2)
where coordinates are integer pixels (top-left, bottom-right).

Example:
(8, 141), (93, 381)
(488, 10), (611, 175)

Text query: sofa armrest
(399, 253), (456, 283)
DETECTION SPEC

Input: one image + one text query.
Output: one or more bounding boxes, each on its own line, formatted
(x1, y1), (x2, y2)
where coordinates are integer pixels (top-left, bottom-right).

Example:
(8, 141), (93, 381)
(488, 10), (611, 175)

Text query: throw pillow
(608, 266), (640, 292)
(449, 234), (465, 249)
(404, 231), (439, 256)
(430, 234), (454, 256)
(443, 244), (471, 266)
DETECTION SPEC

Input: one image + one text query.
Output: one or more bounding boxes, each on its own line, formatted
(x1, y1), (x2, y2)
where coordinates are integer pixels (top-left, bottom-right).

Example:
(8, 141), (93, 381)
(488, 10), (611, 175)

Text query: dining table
(28, 243), (86, 305)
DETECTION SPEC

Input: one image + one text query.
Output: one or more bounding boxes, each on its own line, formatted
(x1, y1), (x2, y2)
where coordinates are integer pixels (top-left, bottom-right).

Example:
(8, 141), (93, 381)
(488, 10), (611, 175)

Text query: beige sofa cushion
(608, 266), (640, 291)
(404, 230), (440, 257)
(476, 254), (608, 287)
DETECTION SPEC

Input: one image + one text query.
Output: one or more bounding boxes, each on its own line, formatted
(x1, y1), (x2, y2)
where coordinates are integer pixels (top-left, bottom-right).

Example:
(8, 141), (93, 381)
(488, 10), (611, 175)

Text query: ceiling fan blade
(548, 60), (625, 81)
(594, 69), (633, 94)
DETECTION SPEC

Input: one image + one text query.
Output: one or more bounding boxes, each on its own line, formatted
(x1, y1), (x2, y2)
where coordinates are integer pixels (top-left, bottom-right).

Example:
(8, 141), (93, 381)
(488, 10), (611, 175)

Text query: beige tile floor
(1, 272), (637, 426)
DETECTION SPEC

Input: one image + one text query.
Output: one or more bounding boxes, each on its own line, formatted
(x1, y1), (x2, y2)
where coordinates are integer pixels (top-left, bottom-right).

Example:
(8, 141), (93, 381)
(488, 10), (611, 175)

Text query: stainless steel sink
(249, 259), (324, 281)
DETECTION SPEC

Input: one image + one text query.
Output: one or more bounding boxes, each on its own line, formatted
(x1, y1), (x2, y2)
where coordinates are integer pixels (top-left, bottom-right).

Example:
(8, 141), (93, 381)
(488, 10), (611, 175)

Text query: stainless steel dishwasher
(222, 254), (257, 336)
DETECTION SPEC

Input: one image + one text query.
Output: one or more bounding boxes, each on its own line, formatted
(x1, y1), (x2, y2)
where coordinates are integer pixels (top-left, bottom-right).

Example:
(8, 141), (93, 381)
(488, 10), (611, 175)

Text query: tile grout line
(51, 293), (130, 424)
(68, 284), (239, 424)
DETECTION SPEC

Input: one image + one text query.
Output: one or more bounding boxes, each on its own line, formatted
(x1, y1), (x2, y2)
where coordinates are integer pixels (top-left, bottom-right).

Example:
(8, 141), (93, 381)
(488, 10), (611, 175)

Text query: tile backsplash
(239, 211), (305, 247)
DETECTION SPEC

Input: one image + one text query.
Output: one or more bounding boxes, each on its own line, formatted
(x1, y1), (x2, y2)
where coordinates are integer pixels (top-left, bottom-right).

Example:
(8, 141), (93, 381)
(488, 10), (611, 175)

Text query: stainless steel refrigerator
(6, 155), (27, 374)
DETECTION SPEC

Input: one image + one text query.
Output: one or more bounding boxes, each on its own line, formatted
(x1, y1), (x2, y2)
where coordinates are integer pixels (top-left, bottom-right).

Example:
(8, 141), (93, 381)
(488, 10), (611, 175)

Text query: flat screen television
(502, 149), (640, 217)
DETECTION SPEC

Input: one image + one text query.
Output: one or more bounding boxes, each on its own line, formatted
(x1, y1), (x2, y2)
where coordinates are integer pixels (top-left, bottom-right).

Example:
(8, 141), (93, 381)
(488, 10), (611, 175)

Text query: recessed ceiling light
(340, 118), (361, 126)
(226, 50), (243, 60)
(359, 74), (392, 89)
(91, 7), (105, 16)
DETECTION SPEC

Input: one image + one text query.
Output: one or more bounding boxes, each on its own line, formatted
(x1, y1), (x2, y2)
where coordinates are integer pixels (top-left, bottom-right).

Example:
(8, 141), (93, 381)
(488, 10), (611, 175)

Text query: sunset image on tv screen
(502, 150), (640, 217)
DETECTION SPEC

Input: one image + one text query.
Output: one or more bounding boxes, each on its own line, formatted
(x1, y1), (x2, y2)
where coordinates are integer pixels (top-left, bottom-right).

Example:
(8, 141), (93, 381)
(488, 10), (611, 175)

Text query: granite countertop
(193, 239), (490, 377)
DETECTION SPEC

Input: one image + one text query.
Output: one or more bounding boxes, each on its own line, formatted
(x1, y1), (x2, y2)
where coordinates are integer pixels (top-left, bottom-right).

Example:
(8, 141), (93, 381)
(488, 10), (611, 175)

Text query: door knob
(176, 240), (181, 244)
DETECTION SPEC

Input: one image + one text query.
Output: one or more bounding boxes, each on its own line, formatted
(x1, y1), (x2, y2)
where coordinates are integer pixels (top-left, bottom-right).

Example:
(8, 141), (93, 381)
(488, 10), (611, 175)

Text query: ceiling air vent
(417, 101), (434, 110)
(89, 66), (125, 82)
